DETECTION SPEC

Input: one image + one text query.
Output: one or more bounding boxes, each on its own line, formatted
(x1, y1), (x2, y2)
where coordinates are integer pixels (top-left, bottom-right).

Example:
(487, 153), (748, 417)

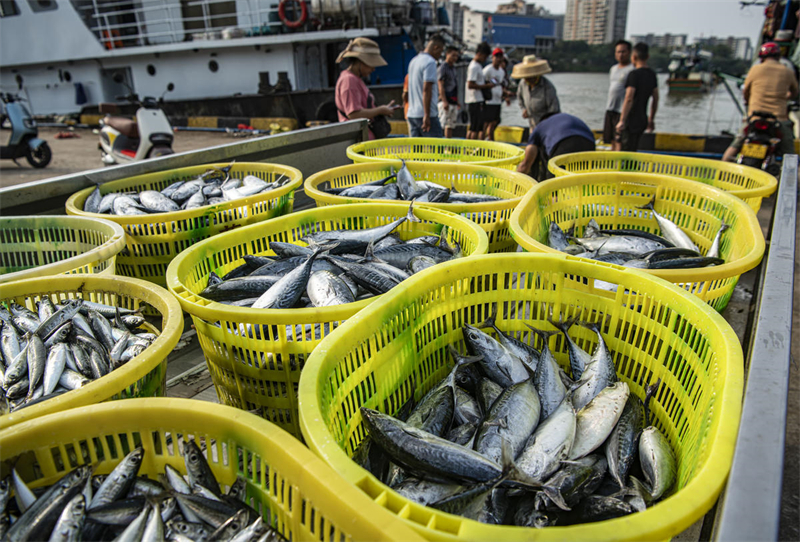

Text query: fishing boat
(667, 49), (715, 93)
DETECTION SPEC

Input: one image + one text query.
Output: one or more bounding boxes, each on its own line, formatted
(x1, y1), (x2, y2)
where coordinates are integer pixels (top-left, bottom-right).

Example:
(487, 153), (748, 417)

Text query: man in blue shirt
(516, 112), (595, 178)
(407, 35), (446, 138)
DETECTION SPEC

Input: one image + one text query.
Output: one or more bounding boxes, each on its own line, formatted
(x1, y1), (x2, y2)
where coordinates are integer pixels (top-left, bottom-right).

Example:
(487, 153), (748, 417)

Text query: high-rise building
(462, 8), (490, 48)
(564, 0), (628, 45)
(694, 36), (752, 60)
(631, 33), (689, 49)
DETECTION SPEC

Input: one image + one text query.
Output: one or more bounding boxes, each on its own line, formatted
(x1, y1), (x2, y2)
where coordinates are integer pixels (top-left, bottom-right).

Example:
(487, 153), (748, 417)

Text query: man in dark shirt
(516, 112), (595, 179)
(437, 46), (460, 138)
(616, 42), (659, 152)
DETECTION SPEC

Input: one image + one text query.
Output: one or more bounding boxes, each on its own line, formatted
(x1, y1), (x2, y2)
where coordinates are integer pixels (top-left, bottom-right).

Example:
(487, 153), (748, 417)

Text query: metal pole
(720, 76), (745, 117)
(713, 154), (798, 542)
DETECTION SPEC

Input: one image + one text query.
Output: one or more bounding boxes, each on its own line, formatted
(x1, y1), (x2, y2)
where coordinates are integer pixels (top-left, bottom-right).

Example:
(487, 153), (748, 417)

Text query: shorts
(467, 102), (483, 132)
(603, 110), (621, 144)
(620, 127), (645, 152)
(483, 104), (501, 123)
(729, 119), (795, 155)
(438, 102), (459, 129)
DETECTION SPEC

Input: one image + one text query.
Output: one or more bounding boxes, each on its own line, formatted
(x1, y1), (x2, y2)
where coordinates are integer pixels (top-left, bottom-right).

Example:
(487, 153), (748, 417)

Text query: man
(407, 35), (446, 138)
(722, 42), (798, 162)
(616, 42), (658, 152)
(604, 40), (634, 151)
(512, 55), (560, 129)
(437, 45), (460, 138)
(465, 42), (495, 140)
(482, 48), (507, 141)
(516, 112), (595, 179)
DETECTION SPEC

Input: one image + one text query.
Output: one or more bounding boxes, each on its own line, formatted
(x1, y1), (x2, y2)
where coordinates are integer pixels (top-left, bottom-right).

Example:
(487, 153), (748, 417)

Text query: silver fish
(572, 322), (617, 411)
(570, 381), (630, 460)
(84, 187), (103, 214)
(706, 221), (729, 259)
(47, 494), (85, 542)
(639, 197), (699, 252)
(306, 271), (355, 307)
(474, 379), (541, 464)
(527, 327), (567, 420)
(43, 343), (68, 395)
(517, 396), (577, 482)
(140, 190), (180, 213)
(639, 426), (677, 500)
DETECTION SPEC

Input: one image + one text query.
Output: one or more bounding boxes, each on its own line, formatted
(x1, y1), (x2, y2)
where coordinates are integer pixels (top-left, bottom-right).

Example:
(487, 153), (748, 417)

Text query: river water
(499, 72), (744, 136)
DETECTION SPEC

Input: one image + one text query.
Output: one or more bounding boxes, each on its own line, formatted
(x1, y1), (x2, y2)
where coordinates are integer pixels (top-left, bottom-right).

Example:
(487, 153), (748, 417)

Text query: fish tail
(476, 305), (499, 331)
(578, 320), (602, 335)
(643, 378), (661, 426)
(720, 221), (730, 233)
(406, 201), (421, 223)
(542, 485), (571, 511)
(637, 196), (656, 211)
(447, 344), (483, 368)
(524, 324), (556, 348)
(548, 315), (579, 337)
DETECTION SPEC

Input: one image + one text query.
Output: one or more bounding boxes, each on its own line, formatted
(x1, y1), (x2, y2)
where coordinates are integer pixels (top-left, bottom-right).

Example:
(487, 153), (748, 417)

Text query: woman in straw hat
(335, 37), (400, 139)
(512, 55), (560, 130)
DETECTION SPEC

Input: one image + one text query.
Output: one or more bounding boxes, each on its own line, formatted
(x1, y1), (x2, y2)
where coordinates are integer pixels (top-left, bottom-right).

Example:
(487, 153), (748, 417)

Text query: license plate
(742, 143), (767, 159)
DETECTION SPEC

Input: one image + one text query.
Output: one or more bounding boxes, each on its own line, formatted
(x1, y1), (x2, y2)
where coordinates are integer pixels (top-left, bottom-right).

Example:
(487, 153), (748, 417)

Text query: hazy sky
(460, 0), (765, 45)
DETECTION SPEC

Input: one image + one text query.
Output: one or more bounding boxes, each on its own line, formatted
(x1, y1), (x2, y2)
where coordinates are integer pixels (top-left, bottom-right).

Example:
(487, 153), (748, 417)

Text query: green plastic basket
(347, 137), (525, 170)
(66, 163), (302, 287)
(299, 253), (744, 541)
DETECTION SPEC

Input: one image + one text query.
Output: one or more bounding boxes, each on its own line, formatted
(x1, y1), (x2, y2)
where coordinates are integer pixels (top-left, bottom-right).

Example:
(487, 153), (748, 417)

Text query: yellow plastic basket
(299, 253), (744, 542)
(0, 216), (125, 284)
(346, 137), (525, 170)
(548, 151), (778, 212)
(305, 161), (536, 253)
(509, 172), (765, 312)
(166, 203), (488, 437)
(65, 163), (302, 288)
(493, 125), (526, 144)
(0, 275), (183, 430)
(0, 398), (424, 542)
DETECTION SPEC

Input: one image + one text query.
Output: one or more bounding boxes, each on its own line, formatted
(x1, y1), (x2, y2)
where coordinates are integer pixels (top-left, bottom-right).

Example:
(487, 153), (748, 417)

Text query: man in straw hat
(335, 38), (400, 140)
(512, 54), (560, 130)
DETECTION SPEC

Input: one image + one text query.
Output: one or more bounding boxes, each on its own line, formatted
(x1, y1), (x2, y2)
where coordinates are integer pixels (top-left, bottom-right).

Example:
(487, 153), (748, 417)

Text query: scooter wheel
(26, 142), (52, 168)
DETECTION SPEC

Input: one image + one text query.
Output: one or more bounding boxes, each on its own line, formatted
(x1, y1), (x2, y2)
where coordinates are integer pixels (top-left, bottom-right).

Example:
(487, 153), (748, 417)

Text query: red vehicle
(736, 111), (783, 176)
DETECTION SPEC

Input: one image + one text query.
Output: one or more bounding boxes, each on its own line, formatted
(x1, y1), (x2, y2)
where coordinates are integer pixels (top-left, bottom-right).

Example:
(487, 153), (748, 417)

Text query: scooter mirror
(167, 83), (175, 92)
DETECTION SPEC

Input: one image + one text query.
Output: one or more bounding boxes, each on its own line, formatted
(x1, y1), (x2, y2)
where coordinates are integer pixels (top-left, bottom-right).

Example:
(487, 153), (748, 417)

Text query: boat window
(27, 0), (57, 12)
(0, 0), (20, 17)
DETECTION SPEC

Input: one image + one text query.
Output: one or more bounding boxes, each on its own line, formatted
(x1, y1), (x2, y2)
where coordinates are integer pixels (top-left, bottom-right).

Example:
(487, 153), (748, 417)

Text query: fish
(706, 221), (729, 259)
(140, 190), (180, 213)
(251, 248), (328, 309)
(571, 321), (617, 411)
(605, 393), (646, 488)
(639, 426), (677, 500)
(549, 316), (590, 381)
(638, 197), (700, 252)
(306, 271), (356, 307)
(516, 395), (577, 483)
(462, 324), (529, 388)
(526, 327), (567, 420)
(570, 382), (630, 460)
(474, 380), (541, 464)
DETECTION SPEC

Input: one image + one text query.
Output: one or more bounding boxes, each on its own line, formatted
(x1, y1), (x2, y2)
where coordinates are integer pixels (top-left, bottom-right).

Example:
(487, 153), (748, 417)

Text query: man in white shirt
(482, 47), (507, 141)
(465, 42), (495, 140)
(604, 40), (634, 151)
(407, 35), (446, 137)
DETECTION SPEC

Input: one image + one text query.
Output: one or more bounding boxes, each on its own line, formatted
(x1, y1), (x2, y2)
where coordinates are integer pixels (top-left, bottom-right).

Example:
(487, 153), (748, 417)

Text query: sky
(459, 0), (765, 46)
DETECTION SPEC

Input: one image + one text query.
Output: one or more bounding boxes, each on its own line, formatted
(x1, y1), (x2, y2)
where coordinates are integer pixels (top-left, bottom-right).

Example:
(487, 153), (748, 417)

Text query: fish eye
(180, 525), (188, 532)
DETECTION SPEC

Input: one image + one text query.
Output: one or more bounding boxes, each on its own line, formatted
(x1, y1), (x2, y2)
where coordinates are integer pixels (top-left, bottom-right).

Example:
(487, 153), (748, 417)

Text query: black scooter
(0, 92), (52, 168)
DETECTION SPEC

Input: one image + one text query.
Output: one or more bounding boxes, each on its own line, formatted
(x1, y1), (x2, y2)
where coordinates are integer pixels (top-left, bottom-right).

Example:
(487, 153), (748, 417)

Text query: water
(500, 72), (745, 136)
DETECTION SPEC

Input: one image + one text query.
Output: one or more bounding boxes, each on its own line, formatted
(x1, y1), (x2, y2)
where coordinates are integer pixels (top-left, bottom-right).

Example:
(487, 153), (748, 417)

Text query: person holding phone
(482, 48), (507, 141)
(335, 38), (399, 140)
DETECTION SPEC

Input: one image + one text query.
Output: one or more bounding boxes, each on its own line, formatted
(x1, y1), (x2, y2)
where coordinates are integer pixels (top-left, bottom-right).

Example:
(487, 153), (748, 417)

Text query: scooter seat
(104, 116), (139, 138)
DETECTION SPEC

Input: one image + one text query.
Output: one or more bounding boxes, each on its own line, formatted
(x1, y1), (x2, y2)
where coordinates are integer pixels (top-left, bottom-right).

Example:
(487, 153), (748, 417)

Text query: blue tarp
(490, 15), (556, 48)
(372, 34), (416, 86)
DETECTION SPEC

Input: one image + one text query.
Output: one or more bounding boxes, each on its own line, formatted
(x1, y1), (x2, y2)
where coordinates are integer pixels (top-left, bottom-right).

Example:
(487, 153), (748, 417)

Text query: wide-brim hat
(335, 37), (388, 68)
(511, 55), (552, 78)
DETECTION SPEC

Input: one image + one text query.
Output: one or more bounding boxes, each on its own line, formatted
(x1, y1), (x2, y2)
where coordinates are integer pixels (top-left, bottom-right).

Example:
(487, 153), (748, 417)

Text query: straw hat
(511, 55), (552, 79)
(335, 37), (388, 67)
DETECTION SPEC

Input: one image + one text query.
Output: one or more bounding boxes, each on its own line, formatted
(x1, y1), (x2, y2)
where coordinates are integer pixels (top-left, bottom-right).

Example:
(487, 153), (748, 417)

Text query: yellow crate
(493, 125), (526, 144)
(0, 275), (183, 430)
(0, 216), (125, 284)
(548, 151), (778, 212)
(305, 161), (536, 253)
(299, 253), (744, 541)
(347, 137), (525, 170)
(166, 203), (488, 437)
(508, 172), (765, 312)
(66, 163), (302, 288)
(0, 398), (424, 542)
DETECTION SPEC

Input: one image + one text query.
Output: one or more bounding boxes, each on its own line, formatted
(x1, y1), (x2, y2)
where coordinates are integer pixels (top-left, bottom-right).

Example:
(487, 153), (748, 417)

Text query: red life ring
(279, 0), (308, 29)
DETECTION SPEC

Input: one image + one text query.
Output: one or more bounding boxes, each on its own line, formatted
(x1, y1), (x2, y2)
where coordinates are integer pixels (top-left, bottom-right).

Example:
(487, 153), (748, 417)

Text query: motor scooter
(98, 78), (174, 165)
(0, 92), (52, 168)
(736, 110), (783, 176)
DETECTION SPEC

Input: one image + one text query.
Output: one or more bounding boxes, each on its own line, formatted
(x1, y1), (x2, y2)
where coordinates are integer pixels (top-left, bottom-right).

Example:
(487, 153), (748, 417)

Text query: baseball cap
(492, 47), (504, 56)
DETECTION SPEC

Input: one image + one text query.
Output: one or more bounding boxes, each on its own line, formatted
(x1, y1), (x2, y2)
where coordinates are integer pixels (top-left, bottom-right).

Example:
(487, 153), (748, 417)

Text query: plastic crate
(509, 172), (765, 312)
(548, 151), (778, 212)
(493, 125), (526, 144)
(298, 253), (744, 541)
(304, 161), (536, 253)
(0, 216), (125, 284)
(346, 137), (525, 170)
(0, 275), (183, 430)
(166, 203), (488, 438)
(0, 398), (424, 542)
(65, 163), (302, 288)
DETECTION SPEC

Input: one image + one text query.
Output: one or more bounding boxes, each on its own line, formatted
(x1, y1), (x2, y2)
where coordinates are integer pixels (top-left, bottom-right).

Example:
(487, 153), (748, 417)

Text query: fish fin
(450, 180), (459, 193)
(476, 305), (499, 331)
(542, 486), (571, 511)
(115, 307), (124, 330)
(406, 201), (421, 223)
(361, 238), (378, 263)
(436, 225), (448, 248)
(447, 345), (483, 368)
(719, 221), (730, 233)
(566, 221), (576, 237)
(637, 196), (656, 211)
(559, 370), (578, 390)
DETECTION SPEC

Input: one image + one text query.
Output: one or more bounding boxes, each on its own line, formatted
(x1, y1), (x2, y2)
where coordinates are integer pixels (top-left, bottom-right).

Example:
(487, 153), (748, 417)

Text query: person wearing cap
(516, 112), (595, 179)
(335, 37), (400, 140)
(407, 34), (446, 138)
(465, 42), (495, 140)
(438, 45), (461, 139)
(482, 48), (507, 141)
(722, 41), (798, 162)
(512, 55), (560, 130)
